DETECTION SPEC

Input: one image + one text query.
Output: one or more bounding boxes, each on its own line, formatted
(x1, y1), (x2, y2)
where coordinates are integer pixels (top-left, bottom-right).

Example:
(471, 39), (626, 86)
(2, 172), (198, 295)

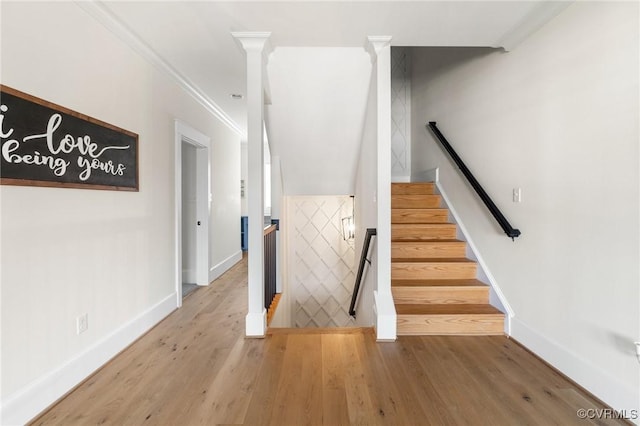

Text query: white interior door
(175, 121), (211, 307)
(182, 143), (198, 284)
(195, 144), (209, 286)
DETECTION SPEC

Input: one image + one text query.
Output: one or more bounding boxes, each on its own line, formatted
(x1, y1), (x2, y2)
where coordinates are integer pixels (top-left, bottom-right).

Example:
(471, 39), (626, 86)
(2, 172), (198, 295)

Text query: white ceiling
(98, 1), (570, 194)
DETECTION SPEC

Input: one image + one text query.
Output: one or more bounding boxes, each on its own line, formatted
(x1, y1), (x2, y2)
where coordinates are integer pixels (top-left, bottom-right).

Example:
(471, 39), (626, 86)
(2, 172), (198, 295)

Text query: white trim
(374, 291), (397, 342)
(245, 310), (267, 338)
(390, 175), (411, 183)
(0, 294), (176, 426)
(234, 32), (270, 338)
(76, 1), (244, 137)
(209, 250), (243, 283)
(511, 318), (639, 421)
(175, 121), (211, 307)
(435, 180), (514, 334)
(368, 35), (396, 342)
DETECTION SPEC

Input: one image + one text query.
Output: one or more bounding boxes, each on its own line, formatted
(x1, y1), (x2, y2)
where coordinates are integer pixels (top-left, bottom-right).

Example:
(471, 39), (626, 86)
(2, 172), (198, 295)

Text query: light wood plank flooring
(32, 256), (626, 425)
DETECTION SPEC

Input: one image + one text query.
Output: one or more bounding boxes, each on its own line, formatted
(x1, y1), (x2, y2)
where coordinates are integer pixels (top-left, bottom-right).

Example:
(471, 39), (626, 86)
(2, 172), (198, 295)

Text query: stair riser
(392, 195), (441, 209)
(396, 314), (504, 335)
(392, 226), (457, 240)
(391, 209), (449, 223)
(392, 263), (477, 280)
(392, 287), (489, 304)
(391, 183), (435, 195)
(389, 182), (505, 337)
(392, 242), (466, 258)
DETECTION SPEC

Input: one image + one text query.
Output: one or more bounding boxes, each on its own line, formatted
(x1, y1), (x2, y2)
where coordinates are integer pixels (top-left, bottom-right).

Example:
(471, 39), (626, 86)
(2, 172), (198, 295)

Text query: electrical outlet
(513, 188), (522, 203)
(76, 314), (88, 335)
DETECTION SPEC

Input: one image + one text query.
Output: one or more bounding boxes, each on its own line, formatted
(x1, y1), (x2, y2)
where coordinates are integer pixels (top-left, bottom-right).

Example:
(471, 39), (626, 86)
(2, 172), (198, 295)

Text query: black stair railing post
(349, 228), (376, 317)
(263, 224), (277, 310)
(427, 122), (521, 240)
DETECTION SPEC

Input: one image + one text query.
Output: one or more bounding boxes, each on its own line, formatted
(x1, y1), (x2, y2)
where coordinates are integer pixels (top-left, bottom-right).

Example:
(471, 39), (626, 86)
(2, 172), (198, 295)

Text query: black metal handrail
(427, 122), (521, 240)
(349, 228), (376, 317)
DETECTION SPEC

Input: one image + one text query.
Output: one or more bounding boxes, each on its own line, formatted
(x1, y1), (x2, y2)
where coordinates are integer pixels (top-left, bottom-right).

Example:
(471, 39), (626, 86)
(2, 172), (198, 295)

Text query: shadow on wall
(409, 47), (498, 78)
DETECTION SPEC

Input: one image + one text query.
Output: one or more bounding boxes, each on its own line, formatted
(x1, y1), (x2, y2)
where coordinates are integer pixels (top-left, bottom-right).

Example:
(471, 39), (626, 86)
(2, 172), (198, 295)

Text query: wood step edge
(391, 279), (490, 287)
(395, 304), (504, 315)
(391, 257), (477, 263)
(266, 327), (374, 335)
(392, 223), (457, 227)
(391, 239), (464, 244)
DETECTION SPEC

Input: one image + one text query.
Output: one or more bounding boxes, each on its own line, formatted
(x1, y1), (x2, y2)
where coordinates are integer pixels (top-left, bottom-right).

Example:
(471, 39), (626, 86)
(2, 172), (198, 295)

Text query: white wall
(411, 2), (638, 413)
(266, 47), (372, 196)
(353, 69), (379, 328)
(0, 2), (240, 423)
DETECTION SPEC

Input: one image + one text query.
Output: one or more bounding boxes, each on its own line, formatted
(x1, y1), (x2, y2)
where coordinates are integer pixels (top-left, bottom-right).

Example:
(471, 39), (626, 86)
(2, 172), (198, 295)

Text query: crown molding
(366, 35), (392, 61)
(496, 2), (572, 51)
(231, 32), (274, 61)
(76, 0), (245, 137)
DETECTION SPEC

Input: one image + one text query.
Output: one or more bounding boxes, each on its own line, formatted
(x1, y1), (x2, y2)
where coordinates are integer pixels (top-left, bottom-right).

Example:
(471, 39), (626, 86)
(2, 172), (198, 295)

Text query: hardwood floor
(32, 256), (626, 425)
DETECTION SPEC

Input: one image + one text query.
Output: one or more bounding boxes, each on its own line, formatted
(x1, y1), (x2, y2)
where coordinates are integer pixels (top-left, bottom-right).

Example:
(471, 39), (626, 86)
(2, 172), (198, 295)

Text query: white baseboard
(0, 294), (177, 426)
(374, 291), (396, 341)
(391, 175), (411, 183)
(245, 309), (267, 337)
(511, 318), (639, 422)
(434, 180), (514, 334)
(209, 250), (242, 283)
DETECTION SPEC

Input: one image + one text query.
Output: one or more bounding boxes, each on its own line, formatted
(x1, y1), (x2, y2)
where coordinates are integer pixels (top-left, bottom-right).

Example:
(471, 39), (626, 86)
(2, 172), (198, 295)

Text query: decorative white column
(232, 32), (271, 337)
(367, 36), (396, 341)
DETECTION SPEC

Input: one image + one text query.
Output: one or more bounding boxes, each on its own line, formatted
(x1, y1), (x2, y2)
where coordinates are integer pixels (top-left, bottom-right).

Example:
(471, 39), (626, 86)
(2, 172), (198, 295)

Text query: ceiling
(96, 1), (570, 194)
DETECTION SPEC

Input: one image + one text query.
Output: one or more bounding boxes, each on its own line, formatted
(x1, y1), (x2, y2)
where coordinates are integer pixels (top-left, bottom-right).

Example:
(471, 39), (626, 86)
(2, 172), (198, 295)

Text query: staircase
(391, 182), (504, 335)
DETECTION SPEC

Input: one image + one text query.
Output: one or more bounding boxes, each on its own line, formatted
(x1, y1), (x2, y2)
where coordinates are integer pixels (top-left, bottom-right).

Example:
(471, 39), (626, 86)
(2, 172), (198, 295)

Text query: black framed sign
(0, 85), (139, 191)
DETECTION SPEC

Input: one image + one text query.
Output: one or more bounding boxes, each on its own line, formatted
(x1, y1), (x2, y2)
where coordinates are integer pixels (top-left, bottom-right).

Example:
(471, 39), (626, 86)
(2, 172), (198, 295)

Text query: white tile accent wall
(291, 196), (356, 327)
(391, 47), (411, 180)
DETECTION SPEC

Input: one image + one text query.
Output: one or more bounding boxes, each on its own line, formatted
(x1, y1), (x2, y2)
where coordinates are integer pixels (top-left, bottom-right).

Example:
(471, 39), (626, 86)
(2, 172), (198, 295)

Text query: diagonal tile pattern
(391, 47), (410, 178)
(292, 196), (356, 327)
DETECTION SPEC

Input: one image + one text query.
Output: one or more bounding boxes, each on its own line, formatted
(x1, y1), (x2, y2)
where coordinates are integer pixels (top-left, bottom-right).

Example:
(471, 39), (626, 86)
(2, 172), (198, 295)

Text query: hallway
(32, 256), (626, 425)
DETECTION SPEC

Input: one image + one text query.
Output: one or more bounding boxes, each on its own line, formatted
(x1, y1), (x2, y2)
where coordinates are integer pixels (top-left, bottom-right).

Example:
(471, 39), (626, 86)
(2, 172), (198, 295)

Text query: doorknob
(197, 221), (201, 226)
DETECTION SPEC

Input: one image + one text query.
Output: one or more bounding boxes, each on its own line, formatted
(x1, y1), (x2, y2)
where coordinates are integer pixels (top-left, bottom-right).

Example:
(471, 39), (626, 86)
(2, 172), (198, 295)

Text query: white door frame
(175, 120), (211, 308)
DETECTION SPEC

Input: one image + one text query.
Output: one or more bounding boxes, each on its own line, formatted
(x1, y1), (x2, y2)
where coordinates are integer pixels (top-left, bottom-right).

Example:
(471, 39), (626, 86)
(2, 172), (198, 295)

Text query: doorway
(175, 121), (211, 308)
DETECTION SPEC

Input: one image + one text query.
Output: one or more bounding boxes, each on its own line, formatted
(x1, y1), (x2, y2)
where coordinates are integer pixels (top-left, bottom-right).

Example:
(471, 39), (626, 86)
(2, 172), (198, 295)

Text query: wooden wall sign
(0, 85), (139, 191)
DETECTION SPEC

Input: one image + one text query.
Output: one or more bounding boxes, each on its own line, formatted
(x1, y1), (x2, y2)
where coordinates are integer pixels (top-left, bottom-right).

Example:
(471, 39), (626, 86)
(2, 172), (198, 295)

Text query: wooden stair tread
(391, 195), (441, 208)
(392, 224), (457, 241)
(392, 279), (489, 287)
(392, 258), (475, 263)
(391, 208), (449, 224)
(395, 304), (503, 315)
(392, 239), (462, 243)
(392, 223), (455, 227)
(267, 327), (373, 335)
(391, 182), (435, 195)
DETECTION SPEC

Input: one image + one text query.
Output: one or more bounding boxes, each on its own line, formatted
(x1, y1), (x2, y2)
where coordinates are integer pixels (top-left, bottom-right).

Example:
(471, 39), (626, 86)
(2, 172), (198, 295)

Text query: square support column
(367, 36), (396, 341)
(232, 32), (271, 337)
